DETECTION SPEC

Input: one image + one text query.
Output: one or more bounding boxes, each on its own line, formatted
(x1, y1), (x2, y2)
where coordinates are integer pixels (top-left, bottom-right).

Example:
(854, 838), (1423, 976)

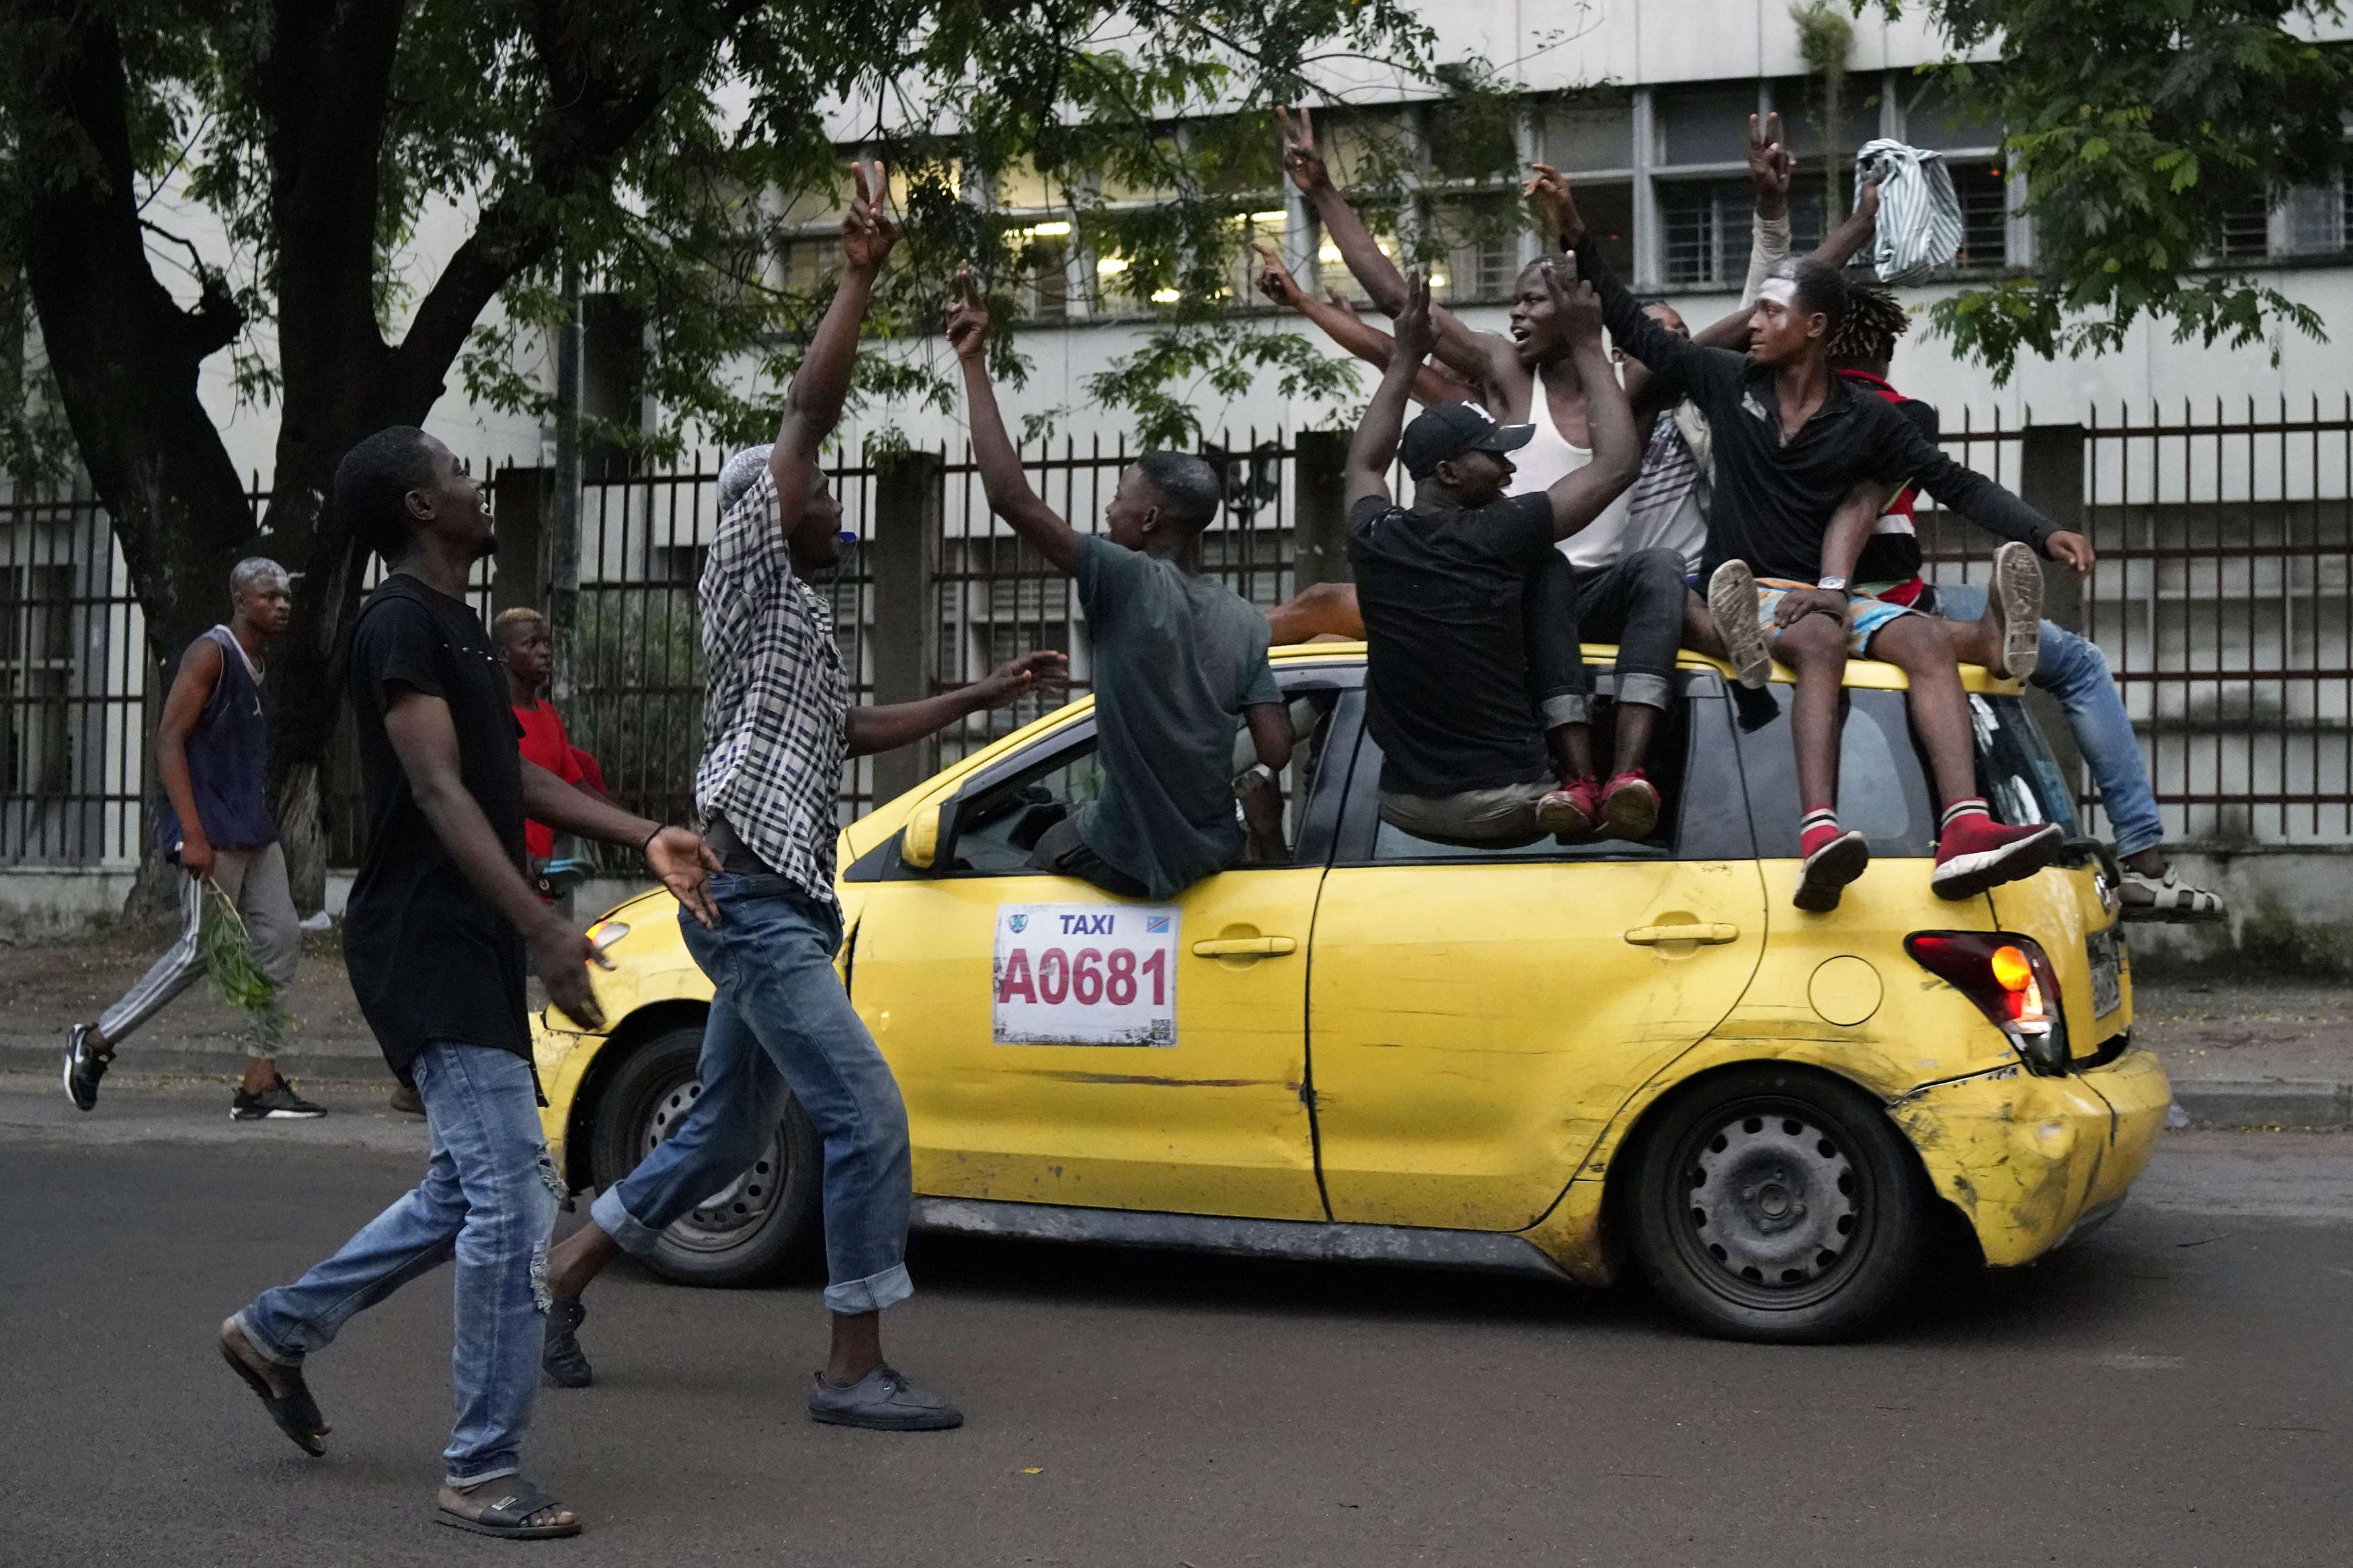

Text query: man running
(536, 167), (1065, 1423)
(951, 269), (1294, 892)
(62, 558), (321, 1121)
(218, 424), (723, 1540)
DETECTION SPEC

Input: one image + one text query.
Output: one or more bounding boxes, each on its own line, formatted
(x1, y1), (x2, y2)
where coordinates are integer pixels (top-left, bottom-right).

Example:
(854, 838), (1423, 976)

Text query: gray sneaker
(1708, 560), (1771, 689)
(807, 1366), (963, 1432)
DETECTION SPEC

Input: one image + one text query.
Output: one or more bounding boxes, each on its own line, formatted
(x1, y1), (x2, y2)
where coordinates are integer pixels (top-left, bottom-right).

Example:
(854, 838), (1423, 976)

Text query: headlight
(586, 919), (631, 952)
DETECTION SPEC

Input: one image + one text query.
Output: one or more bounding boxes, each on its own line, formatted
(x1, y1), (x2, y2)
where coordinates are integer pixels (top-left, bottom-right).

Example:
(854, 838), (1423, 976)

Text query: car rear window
(1733, 686), (1937, 858)
(1971, 694), (2081, 839)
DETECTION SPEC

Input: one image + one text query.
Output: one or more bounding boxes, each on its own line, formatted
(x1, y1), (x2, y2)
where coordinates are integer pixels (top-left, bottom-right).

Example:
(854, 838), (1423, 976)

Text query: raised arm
(1814, 169), (1885, 272)
(1345, 270), (1435, 508)
(1535, 257), (1640, 540)
(949, 269), (1084, 573)
(770, 161), (896, 528)
(1280, 106), (1520, 396)
(1255, 241), (1484, 407)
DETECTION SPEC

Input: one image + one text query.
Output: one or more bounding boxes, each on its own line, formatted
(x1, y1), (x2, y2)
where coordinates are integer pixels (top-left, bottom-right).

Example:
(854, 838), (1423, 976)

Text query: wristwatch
(1815, 575), (1850, 593)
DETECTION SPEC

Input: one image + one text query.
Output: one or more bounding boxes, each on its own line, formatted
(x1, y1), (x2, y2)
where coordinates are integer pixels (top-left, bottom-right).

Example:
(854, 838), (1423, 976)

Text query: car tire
(1626, 1065), (1930, 1344)
(586, 1021), (823, 1288)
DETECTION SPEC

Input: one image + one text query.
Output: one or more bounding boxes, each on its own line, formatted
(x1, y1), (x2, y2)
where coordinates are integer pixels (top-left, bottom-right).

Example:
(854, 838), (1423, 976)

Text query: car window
(1731, 686), (1940, 858)
(1972, 694), (2081, 837)
(943, 684), (1349, 876)
(1358, 675), (1691, 864)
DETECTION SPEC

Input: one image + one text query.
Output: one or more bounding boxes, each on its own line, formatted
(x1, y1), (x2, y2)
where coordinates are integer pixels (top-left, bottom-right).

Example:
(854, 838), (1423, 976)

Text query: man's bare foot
(437, 1477), (579, 1538)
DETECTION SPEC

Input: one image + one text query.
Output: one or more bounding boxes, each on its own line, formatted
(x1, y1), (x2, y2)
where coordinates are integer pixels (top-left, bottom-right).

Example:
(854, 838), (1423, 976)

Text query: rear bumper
(1888, 1047), (2171, 1268)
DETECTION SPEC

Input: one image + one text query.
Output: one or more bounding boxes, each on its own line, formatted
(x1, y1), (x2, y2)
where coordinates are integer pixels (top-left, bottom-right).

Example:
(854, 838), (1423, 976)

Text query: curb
(0, 1040), (389, 1085)
(2171, 1079), (2353, 1130)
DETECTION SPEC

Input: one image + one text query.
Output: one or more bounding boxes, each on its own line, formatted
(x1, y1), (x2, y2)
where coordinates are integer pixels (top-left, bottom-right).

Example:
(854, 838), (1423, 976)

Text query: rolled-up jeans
(1933, 583), (2163, 858)
(234, 1042), (560, 1488)
(1523, 546), (1687, 726)
(590, 874), (914, 1315)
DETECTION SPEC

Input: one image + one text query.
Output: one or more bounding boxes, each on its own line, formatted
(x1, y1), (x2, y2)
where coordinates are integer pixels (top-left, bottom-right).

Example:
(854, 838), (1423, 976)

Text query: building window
(0, 563), (72, 798)
(1949, 161), (2009, 270)
(2219, 198), (2272, 262)
(2284, 166), (2352, 256)
(1660, 179), (1753, 288)
(1654, 85), (1757, 169)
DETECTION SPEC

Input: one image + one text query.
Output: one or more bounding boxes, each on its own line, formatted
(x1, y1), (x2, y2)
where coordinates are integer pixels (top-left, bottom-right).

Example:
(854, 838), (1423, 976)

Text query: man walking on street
(536, 165), (1065, 1427)
(63, 558), (320, 1121)
(218, 424), (723, 1540)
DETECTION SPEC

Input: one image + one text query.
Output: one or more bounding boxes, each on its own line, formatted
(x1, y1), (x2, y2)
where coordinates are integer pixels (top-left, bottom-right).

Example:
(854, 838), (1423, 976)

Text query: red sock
(1800, 805), (1843, 859)
(1940, 797), (1990, 831)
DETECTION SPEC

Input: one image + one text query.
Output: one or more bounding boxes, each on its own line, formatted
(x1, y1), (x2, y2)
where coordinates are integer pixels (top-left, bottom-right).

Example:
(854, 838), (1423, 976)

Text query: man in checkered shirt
(536, 164), (1065, 1430)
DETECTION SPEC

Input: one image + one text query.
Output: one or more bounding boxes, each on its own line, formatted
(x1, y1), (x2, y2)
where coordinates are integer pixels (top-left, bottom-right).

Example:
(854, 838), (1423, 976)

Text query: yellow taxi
(533, 643), (2169, 1342)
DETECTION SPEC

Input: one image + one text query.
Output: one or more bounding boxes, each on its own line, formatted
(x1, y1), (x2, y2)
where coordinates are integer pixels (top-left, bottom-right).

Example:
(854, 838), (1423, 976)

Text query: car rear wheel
(586, 1021), (822, 1287)
(1626, 1066), (1930, 1343)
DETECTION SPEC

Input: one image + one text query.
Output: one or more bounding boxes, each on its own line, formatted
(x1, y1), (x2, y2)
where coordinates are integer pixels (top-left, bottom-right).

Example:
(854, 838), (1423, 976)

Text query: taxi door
(1307, 676), (1771, 1231)
(848, 675), (1354, 1221)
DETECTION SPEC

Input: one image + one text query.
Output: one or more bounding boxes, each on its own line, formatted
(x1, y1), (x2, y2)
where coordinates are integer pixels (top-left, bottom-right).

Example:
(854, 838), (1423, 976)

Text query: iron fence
(7, 401), (2350, 871)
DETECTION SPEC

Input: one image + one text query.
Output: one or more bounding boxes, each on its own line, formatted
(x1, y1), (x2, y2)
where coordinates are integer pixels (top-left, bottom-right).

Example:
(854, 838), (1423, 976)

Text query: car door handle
(1623, 923), (1740, 946)
(1191, 936), (1298, 958)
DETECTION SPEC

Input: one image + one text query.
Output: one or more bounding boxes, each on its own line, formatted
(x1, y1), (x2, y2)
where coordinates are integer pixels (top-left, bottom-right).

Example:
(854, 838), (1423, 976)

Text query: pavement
(3, 1078), (2350, 1567)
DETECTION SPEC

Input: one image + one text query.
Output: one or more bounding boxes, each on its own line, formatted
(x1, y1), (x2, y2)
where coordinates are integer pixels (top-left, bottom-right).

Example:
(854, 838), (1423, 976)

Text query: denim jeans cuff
(2112, 827), (2165, 860)
(1616, 671), (1674, 711)
(231, 1308), (303, 1367)
(823, 1262), (913, 1316)
(1538, 693), (1589, 729)
(589, 1184), (666, 1261)
(446, 1462), (520, 1491)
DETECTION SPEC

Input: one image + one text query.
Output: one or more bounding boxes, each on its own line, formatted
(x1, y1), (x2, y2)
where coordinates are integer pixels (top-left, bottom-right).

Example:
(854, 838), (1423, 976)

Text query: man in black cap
(1346, 263), (1642, 845)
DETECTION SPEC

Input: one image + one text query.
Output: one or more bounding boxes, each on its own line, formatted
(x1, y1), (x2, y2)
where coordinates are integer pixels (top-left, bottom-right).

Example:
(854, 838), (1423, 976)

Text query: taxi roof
(1267, 640), (2024, 694)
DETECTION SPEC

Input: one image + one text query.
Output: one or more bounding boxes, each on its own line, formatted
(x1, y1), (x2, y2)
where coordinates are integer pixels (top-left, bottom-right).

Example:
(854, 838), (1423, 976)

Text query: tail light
(1904, 932), (2070, 1075)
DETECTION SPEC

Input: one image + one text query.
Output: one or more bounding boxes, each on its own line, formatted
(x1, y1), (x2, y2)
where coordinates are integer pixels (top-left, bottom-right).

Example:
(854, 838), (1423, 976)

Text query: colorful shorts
(1752, 578), (1919, 658)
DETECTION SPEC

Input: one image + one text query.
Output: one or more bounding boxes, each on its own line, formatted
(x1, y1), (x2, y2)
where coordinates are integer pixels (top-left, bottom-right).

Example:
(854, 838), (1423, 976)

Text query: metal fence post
(489, 467), (554, 616)
(868, 449), (944, 805)
(2020, 422), (2088, 807)
(1292, 429), (1353, 593)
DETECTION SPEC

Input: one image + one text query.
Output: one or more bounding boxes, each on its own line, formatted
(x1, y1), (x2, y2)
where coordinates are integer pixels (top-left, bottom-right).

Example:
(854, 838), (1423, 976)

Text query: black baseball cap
(1400, 400), (1535, 480)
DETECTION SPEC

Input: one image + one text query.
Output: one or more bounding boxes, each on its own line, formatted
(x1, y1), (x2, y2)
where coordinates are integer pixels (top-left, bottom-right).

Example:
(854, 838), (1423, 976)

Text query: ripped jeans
(234, 1042), (560, 1488)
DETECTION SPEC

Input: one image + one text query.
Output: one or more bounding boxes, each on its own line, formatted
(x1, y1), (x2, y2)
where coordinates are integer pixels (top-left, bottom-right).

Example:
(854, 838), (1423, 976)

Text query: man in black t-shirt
(218, 425), (720, 1541)
(1345, 263), (1641, 845)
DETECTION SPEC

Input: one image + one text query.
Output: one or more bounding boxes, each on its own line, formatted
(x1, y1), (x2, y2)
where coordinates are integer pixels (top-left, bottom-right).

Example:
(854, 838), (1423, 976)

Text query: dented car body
(534, 645), (2166, 1340)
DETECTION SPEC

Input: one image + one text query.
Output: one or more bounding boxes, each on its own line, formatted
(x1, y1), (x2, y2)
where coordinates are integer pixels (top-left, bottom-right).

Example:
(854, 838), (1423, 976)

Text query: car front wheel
(586, 1020), (822, 1287)
(1626, 1066), (1931, 1343)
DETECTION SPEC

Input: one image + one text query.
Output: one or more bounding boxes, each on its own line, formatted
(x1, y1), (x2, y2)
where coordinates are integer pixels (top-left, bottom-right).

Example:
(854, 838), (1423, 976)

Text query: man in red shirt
(493, 608), (605, 862)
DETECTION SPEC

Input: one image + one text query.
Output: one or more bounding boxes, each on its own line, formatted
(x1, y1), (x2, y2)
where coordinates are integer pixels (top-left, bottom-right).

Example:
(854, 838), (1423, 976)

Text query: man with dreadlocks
(1831, 281), (2229, 923)
(1549, 164), (2082, 909)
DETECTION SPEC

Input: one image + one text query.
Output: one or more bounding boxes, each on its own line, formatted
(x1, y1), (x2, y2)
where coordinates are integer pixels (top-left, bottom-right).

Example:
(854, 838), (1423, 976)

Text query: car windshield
(1970, 694), (2080, 838)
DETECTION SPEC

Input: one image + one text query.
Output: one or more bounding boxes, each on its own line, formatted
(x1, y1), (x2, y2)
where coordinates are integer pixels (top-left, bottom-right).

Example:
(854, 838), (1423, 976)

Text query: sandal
(438, 1478), (582, 1540)
(218, 1317), (329, 1456)
(2118, 866), (2225, 923)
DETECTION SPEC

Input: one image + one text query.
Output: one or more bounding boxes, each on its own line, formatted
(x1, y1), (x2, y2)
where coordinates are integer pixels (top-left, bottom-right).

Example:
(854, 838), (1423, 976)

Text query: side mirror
(898, 796), (947, 872)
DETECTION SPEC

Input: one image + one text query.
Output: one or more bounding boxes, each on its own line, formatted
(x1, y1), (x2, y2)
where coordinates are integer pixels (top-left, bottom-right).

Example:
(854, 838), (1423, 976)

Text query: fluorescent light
(1150, 287), (1180, 303)
(1250, 210), (1289, 224)
(1096, 256), (1129, 275)
(1318, 243), (1343, 263)
(1429, 272), (1449, 288)
(1028, 220), (1072, 237)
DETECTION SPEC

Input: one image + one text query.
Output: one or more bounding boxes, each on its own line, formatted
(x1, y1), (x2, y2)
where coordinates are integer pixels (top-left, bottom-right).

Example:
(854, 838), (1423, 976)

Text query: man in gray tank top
(62, 558), (319, 1120)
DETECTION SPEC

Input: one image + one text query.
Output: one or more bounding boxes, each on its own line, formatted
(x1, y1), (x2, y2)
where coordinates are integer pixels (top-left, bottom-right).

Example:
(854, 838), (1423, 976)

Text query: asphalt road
(4, 1087), (2348, 1568)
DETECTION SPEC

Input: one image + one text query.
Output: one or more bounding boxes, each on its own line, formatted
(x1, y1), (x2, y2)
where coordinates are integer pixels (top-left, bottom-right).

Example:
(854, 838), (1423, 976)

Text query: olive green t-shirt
(1068, 536), (1281, 899)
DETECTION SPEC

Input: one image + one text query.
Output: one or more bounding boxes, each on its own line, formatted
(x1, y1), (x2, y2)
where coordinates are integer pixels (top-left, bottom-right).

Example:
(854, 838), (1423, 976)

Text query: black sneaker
(63, 1025), (108, 1112)
(232, 1076), (327, 1121)
(543, 1297), (593, 1389)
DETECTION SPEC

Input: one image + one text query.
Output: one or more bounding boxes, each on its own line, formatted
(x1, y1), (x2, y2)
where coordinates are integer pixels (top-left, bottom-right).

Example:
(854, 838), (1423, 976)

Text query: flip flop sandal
(2119, 866), (2225, 923)
(218, 1320), (329, 1456)
(438, 1479), (582, 1540)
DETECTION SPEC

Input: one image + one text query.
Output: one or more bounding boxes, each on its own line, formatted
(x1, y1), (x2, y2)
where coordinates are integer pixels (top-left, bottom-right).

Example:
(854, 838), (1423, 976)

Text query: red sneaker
(1601, 770), (1661, 840)
(1931, 815), (2065, 900)
(1538, 777), (1602, 838)
(1794, 817), (1870, 912)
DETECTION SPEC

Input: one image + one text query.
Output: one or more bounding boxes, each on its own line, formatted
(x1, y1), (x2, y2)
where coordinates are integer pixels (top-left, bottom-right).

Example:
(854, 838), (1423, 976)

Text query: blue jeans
(1935, 583), (2163, 858)
(589, 875), (914, 1315)
(235, 1043), (561, 1488)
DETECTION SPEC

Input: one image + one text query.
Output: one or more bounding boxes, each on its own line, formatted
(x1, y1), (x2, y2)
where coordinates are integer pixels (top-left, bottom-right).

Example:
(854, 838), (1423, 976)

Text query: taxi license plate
(2087, 928), (2123, 1018)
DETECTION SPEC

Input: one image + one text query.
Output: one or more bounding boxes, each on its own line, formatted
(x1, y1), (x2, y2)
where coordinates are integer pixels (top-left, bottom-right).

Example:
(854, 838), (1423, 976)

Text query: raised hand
(1251, 239), (1302, 306)
(1392, 267), (1436, 362)
(971, 649), (1071, 708)
(945, 264), (991, 362)
(1855, 167), (1885, 226)
(1521, 162), (1587, 247)
(841, 160), (898, 271)
(1540, 252), (1603, 345)
(1277, 104), (1331, 194)
(1747, 112), (1794, 219)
